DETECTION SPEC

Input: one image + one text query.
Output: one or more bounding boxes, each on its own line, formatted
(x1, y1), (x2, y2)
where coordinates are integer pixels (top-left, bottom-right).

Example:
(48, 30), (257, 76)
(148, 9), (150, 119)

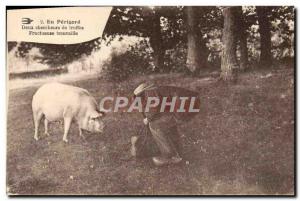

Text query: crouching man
(131, 83), (200, 166)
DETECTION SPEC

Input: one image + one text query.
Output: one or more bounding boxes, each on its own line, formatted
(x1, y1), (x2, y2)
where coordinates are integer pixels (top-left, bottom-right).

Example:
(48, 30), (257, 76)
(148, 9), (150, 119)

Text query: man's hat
(134, 83), (156, 96)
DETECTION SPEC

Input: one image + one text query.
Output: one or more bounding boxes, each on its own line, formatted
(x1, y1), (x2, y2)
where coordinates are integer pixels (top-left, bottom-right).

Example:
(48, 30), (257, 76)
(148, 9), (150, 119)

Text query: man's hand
(143, 118), (149, 125)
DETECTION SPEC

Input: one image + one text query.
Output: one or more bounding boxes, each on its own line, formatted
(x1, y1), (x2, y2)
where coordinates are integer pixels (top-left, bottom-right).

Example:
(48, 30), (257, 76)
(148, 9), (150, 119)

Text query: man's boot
(152, 155), (182, 166)
(130, 136), (139, 157)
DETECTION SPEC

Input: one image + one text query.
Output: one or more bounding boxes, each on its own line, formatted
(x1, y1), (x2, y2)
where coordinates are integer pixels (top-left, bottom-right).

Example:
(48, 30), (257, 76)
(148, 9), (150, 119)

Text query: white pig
(32, 82), (105, 142)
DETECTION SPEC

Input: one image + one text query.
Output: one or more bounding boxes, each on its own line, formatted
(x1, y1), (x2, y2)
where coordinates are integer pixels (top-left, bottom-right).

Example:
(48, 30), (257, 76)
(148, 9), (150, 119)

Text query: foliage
(104, 7), (184, 49)
(8, 38), (101, 68)
(101, 40), (154, 81)
(7, 6), (295, 78)
(164, 41), (188, 73)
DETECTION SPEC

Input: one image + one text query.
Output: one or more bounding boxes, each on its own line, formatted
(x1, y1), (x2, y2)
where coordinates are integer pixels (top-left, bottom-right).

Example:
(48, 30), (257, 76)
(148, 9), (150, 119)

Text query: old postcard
(6, 6), (295, 195)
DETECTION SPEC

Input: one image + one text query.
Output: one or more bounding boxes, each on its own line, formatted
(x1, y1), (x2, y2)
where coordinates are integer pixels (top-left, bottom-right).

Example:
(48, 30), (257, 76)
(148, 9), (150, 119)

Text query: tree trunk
(257, 7), (272, 67)
(221, 7), (239, 82)
(236, 7), (248, 71)
(149, 9), (164, 72)
(185, 6), (207, 73)
(198, 31), (209, 69)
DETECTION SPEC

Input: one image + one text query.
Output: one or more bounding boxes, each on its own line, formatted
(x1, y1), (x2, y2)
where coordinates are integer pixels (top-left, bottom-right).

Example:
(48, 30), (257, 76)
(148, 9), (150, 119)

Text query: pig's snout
(98, 121), (105, 133)
(94, 120), (105, 133)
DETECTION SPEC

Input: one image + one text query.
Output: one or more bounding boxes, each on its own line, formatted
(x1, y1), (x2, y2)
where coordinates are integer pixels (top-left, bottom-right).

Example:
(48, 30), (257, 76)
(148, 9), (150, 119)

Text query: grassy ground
(7, 67), (294, 195)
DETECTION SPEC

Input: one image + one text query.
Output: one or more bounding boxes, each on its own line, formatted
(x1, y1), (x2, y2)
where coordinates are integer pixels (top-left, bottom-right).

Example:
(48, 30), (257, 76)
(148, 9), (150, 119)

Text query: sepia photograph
(6, 6), (295, 195)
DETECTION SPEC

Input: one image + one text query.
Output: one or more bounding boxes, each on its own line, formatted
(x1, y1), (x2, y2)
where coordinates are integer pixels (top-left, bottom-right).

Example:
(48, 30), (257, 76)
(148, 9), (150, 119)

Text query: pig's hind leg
(33, 110), (43, 141)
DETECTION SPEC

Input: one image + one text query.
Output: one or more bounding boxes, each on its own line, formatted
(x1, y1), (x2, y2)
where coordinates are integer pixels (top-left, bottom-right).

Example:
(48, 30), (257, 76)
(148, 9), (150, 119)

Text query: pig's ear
(98, 111), (105, 117)
(89, 111), (105, 120)
(89, 111), (101, 120)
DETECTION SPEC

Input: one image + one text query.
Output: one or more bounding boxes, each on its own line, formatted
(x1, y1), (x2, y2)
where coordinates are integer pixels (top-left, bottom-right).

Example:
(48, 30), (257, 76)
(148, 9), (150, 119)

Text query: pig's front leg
(63, 117), (72, 143)
(77, 120), (85, 139)
(78, 127), (83, 137)
(78, 127), (87, 141)
(44, 118), (50, 136)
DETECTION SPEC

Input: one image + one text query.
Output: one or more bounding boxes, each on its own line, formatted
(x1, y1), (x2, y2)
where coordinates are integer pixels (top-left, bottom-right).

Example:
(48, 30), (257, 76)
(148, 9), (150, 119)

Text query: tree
(221, 7), (239, 81)
(185, 6), (222, 72)
(185, 7), (203, 72)
(104, 6), (177, 72)
(236, 7), (249, 70)
(150, 7), (164, 71)
(257, 6), (272, 67)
